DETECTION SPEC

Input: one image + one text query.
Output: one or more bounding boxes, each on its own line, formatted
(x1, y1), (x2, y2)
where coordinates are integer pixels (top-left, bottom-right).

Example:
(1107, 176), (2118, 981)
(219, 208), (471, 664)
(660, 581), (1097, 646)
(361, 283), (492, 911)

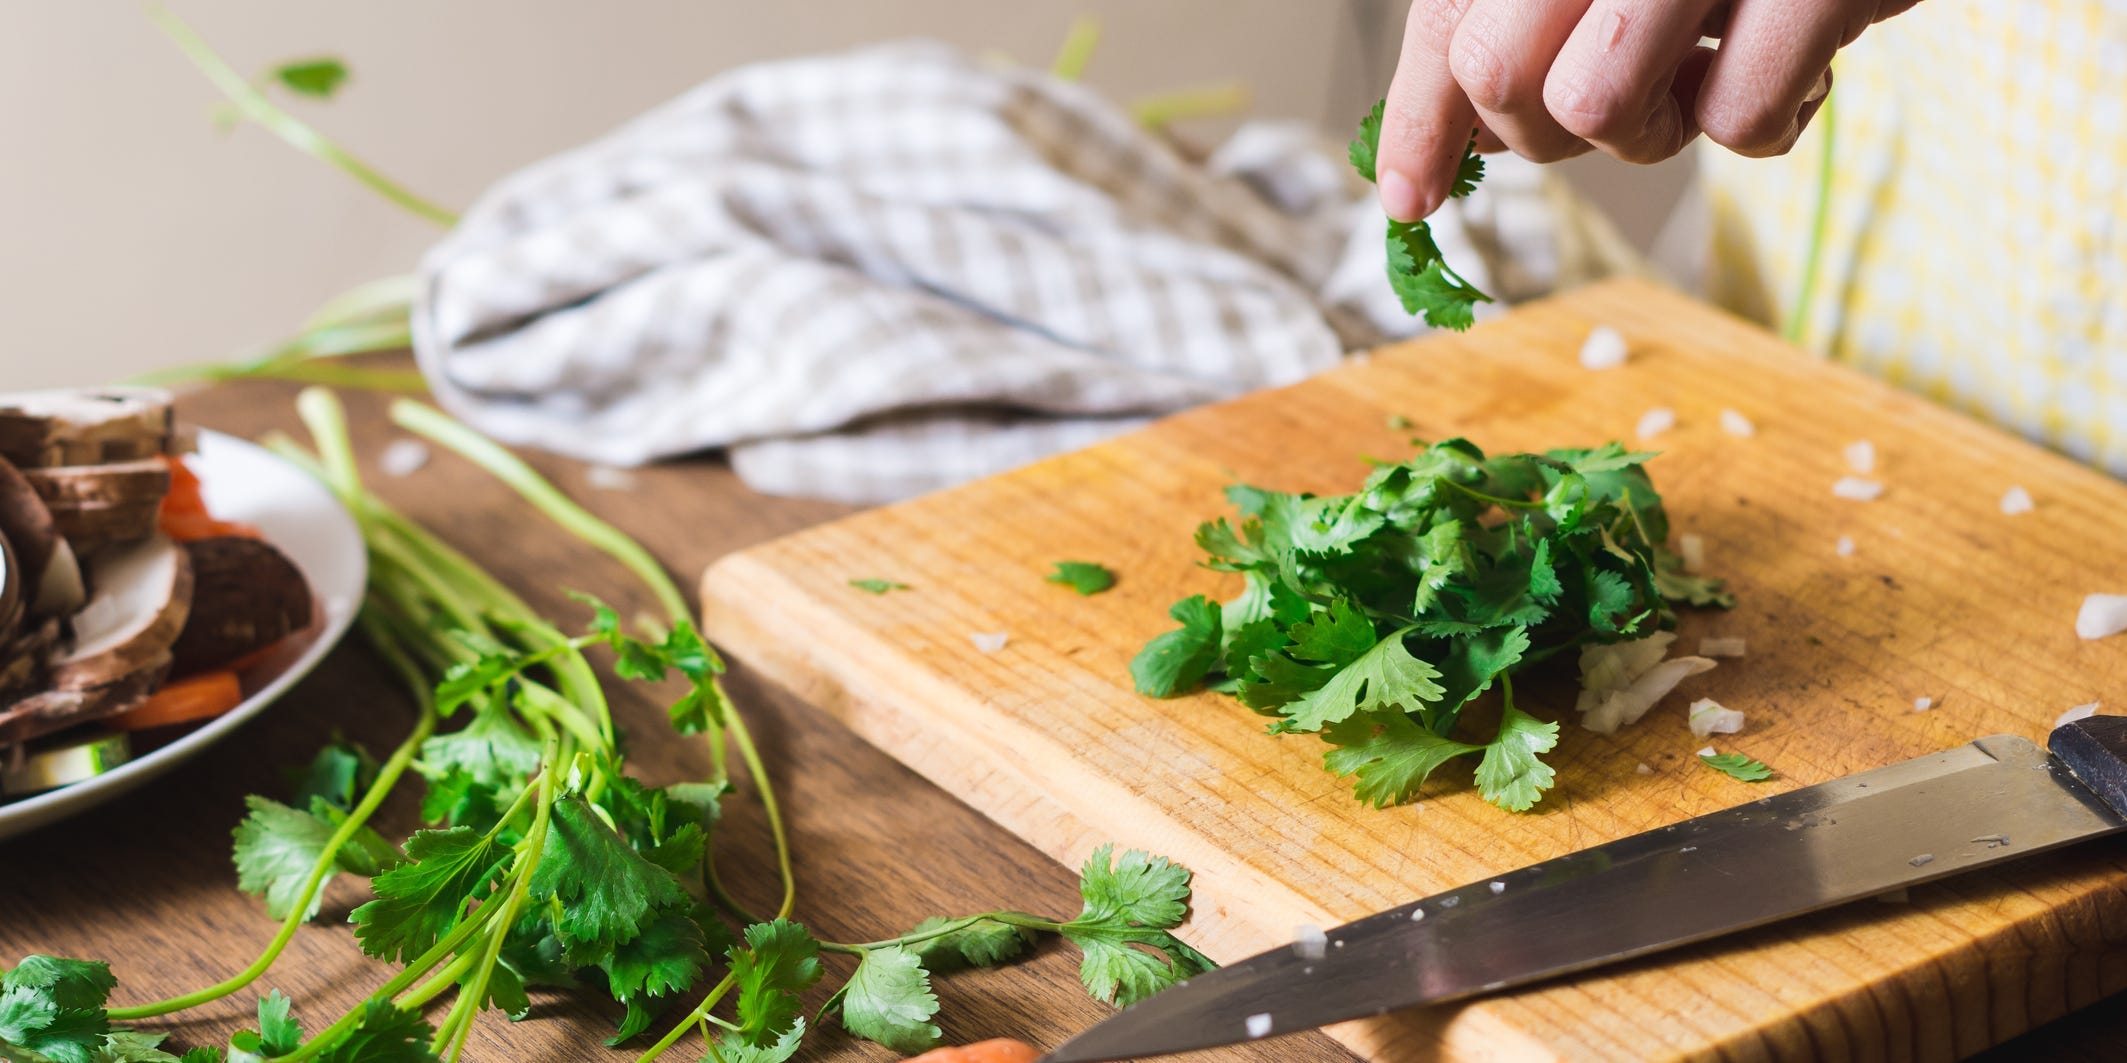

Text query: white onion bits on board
(1845, 440), (1877, 474)
(970, 631), (1009, 653)
(2056, 702), (2101, 728)
(2000, 486), (2034, 515)
(1832, 477), (1885, 501)
(1698, 637), (1746, 658)
(2076, 594), (2127, 640)
(1636, 407), (1676, 439)
(1688, 698), (1746, 737)
(1719, 409), (1756, 437)
(1579, 325), (1629, 369)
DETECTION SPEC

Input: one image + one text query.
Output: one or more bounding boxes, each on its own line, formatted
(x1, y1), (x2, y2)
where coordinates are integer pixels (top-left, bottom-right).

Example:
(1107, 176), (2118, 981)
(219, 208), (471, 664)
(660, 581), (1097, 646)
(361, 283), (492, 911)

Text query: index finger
(1377, 0), (1481, 221)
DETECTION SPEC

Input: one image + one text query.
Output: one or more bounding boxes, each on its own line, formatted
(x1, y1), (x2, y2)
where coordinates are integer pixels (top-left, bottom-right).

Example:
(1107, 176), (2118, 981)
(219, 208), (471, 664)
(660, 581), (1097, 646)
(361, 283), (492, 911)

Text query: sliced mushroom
(23, 457), (171, 552)
(171, 537), (314, 674)
(0, 387), (175, 469)
(0, 454), (56, 592)
(48, 533), (192, 691)
(0, 656), (167, 745)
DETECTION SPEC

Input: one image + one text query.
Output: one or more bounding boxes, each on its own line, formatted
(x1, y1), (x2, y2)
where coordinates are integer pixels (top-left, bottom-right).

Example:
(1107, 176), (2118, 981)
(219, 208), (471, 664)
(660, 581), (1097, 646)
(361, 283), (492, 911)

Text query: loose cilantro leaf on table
(1133, 439), (1730, 811)
(1349, 99), (1491, 331)
(834, 946), (941, 1054)
(1061, 846), (1212, 1007)
(1700, 751), (1775, 782)
(232, 795), (401, 921)
(1047, 561), (1116, 596)
(847, 578), (909, 595)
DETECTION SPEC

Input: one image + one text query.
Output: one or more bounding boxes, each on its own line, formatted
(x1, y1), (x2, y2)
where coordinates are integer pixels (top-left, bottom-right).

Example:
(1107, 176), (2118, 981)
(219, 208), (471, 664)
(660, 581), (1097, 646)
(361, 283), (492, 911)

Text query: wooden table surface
(1, 373), (2120, 1061)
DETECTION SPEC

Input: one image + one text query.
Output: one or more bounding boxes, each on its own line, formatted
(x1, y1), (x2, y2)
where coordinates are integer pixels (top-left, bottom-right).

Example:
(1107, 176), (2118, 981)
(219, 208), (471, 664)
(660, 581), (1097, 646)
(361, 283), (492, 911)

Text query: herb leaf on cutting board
(1700, 751), (1775, 782)
(1132, 439), (1730, 811)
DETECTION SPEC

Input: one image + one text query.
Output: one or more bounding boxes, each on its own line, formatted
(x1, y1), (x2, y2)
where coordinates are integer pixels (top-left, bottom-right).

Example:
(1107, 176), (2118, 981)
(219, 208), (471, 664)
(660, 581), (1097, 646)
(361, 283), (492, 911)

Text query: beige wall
(0, 2), (1678, 389)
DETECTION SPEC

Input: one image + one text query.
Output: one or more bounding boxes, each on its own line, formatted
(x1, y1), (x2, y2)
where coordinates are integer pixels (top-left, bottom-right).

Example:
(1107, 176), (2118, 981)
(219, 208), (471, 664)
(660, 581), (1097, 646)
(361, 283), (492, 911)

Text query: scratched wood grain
(0, 376), (1353, 1063)
(698, 279), (2127, 1062)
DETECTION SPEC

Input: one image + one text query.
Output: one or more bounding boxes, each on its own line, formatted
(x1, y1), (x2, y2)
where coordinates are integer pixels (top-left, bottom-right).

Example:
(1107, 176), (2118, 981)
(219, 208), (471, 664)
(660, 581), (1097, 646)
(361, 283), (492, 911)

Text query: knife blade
(1044, 718), (2127, 1062)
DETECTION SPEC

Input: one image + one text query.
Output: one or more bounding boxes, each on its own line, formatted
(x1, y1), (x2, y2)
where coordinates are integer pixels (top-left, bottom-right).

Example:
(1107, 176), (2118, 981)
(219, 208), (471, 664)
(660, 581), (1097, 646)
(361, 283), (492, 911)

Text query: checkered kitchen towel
(413, 42), (1629, 504)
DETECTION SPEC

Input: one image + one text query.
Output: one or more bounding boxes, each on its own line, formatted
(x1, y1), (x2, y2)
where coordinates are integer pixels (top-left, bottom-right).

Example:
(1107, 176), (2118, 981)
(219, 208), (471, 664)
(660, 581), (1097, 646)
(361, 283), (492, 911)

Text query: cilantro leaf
(179, 1048), (226, 1063)
(597, 907), (706, 1008)
(350, 827), (510, 964)
(100, 1030), (189, 1061)
(0, 957), (118, 1063)
(232, 797), (398, 921)
(836, 946), (940, 1054)
(312, 1001), (437, 1063)
(256, 990), (301, 1056)
(1046, 561), (1116, 596)
(270, 58), (347, 98)
(287, 737), (378, 814)
(1654, 549), (1737, 608)
(1347, 99), (1382, 180)
(727, 921), (822, 1046)
(526, 797), (690, 954)
(1700, 751), (1774, 782)
(1276, 611), (1443, 732)
(709, 1017), (805, 1063)
(847, 578), (908, 595)
(904, 917), (1036, 972)
(1061, 847), (1212, 1007)
(1472, 699), (1560, 812)
(1321, 710), (1482, 807)
(1129, 595), (1222, 697)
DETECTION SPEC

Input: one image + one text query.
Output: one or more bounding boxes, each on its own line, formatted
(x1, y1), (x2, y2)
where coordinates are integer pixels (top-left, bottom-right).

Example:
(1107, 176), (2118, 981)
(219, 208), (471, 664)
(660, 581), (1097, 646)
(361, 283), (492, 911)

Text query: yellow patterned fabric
(1703, 2), (2127, 475)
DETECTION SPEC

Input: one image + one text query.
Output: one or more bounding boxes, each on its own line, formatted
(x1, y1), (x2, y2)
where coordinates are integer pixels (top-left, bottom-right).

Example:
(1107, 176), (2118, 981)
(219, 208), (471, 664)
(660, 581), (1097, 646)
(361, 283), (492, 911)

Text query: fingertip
(1378, 167), (1435, 222)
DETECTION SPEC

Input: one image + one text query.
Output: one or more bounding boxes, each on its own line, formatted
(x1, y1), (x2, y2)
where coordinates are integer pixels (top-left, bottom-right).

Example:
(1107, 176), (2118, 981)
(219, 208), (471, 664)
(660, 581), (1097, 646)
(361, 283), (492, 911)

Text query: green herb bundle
(2, 390), (1206, 1063)
(1131, 439), (1731, 812)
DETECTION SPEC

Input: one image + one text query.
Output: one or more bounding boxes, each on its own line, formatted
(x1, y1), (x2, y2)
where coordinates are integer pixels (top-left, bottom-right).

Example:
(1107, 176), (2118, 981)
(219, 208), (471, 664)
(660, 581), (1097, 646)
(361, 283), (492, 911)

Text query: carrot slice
(908, 1040), (1041, 1063)
(157, 455), (259, 541)
(105, 670), (243, 731)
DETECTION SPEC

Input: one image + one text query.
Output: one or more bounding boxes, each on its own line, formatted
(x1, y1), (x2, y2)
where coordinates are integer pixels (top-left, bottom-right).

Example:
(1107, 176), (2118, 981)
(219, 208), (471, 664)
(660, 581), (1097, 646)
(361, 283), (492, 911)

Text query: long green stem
(108, 614), (436, 1020)
(1784, 86), (1837, 345)
(635, 973), (738, 1063)
(147, 5), (459, 226)
(388, 400), (691, 623)
(722, 702), (793, 921)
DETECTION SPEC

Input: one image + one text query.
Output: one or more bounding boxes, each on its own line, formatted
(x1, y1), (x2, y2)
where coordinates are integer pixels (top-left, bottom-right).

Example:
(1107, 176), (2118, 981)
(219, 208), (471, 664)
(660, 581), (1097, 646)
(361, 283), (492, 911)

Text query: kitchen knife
(1044, 718), (2127, 1062)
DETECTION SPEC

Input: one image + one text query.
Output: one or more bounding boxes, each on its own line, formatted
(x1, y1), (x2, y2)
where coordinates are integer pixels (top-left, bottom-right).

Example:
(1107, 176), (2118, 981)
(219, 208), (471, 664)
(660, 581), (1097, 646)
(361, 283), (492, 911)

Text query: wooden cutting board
(698, 279), (2127, 1062)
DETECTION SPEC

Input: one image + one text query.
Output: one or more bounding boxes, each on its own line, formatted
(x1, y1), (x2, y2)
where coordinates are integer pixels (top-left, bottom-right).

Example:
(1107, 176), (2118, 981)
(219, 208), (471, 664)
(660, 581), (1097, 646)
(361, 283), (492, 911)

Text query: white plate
(0, 430), (366, 841)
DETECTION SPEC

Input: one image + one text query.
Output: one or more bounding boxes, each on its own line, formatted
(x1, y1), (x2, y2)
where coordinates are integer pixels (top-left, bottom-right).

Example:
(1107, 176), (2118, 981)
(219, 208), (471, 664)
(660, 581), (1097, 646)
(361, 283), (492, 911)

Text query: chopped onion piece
(1245, 1014), (1273, 1039)
(2074, 594), (2127, 640)
(2000, 485), (2034, 515)
(1489, 881), (1506, 894)
(1579, 325), (1629, 370)
(1698, 637), (1745, 658)
(1913, 696), (1933, 712)
(1832, 477), (1884, 501)
(1844, 439), (1876, 474)
(586, 465), (638, 491)
(1678, 534), (1705, 574)
(1909, 853), (1935, 867)
(1696, 745), (1717, 758)
(1634, 762), (1654, 775)
(970, 631), (1009, 653)
(1687, 698), (1745, 737)
(379, 438), (429, 477)
(1290, 925), (1327, 962)
(1719, 409), (1755, 437)
(2056, 702), (2101, 728)
(1579, 653), (1718, 734)
(1835, 535), (1856, 557)
(1636, 407), (1676, 439)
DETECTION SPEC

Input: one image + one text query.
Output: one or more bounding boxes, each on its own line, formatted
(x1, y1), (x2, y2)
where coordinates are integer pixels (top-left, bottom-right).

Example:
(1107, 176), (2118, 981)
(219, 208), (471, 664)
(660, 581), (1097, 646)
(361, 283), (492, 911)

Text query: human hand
(1374, 0), (1920, 220)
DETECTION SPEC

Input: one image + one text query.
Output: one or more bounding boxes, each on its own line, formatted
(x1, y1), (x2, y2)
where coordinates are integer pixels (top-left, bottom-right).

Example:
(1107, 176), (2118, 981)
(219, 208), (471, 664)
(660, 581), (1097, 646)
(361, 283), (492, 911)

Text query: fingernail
(1378, 168), (1432, 222)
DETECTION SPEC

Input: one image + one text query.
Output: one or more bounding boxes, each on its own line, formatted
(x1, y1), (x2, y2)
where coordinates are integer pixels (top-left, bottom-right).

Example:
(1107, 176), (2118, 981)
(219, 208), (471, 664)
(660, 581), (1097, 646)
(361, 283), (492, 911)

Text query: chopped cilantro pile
(1348, 101), (1491, 331)
(1132, 439), (1729, 811)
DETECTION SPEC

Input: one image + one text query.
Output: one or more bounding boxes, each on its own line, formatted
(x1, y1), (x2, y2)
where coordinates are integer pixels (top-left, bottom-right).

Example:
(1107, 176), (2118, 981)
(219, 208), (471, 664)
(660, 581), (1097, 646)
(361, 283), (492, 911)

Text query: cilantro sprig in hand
(1350, 101), (1492, 331)
(1132, 439), (1731, 812)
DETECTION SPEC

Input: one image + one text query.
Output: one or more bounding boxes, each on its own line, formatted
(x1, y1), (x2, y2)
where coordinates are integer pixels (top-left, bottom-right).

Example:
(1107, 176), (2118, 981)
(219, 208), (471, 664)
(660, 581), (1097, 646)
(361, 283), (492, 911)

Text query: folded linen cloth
(413, 42), (1625, 504)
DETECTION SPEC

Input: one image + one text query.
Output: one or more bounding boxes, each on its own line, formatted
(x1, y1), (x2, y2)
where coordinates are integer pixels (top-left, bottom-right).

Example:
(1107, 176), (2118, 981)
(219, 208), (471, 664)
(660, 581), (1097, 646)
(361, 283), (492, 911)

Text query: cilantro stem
(1783, 85), (1837, 346)
(395, 950), (478, 1010)
(816, 914), (1001, 955)
(701, 858), (762, 927)
(723, 702), (794, 921)
(146, 5), (460, 227)
(635, 972), (738, 1063)
(434, 736), (560, 1061)
(106, 613), (437, 1020)
(388, 400), (691, 624)
(1440, 479), (1542, 510)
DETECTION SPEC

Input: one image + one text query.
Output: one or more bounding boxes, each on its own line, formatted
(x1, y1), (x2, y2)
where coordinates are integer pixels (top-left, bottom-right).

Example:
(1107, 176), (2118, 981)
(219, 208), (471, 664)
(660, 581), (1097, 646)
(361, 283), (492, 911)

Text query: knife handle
(2050, 716), (2127, 818)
